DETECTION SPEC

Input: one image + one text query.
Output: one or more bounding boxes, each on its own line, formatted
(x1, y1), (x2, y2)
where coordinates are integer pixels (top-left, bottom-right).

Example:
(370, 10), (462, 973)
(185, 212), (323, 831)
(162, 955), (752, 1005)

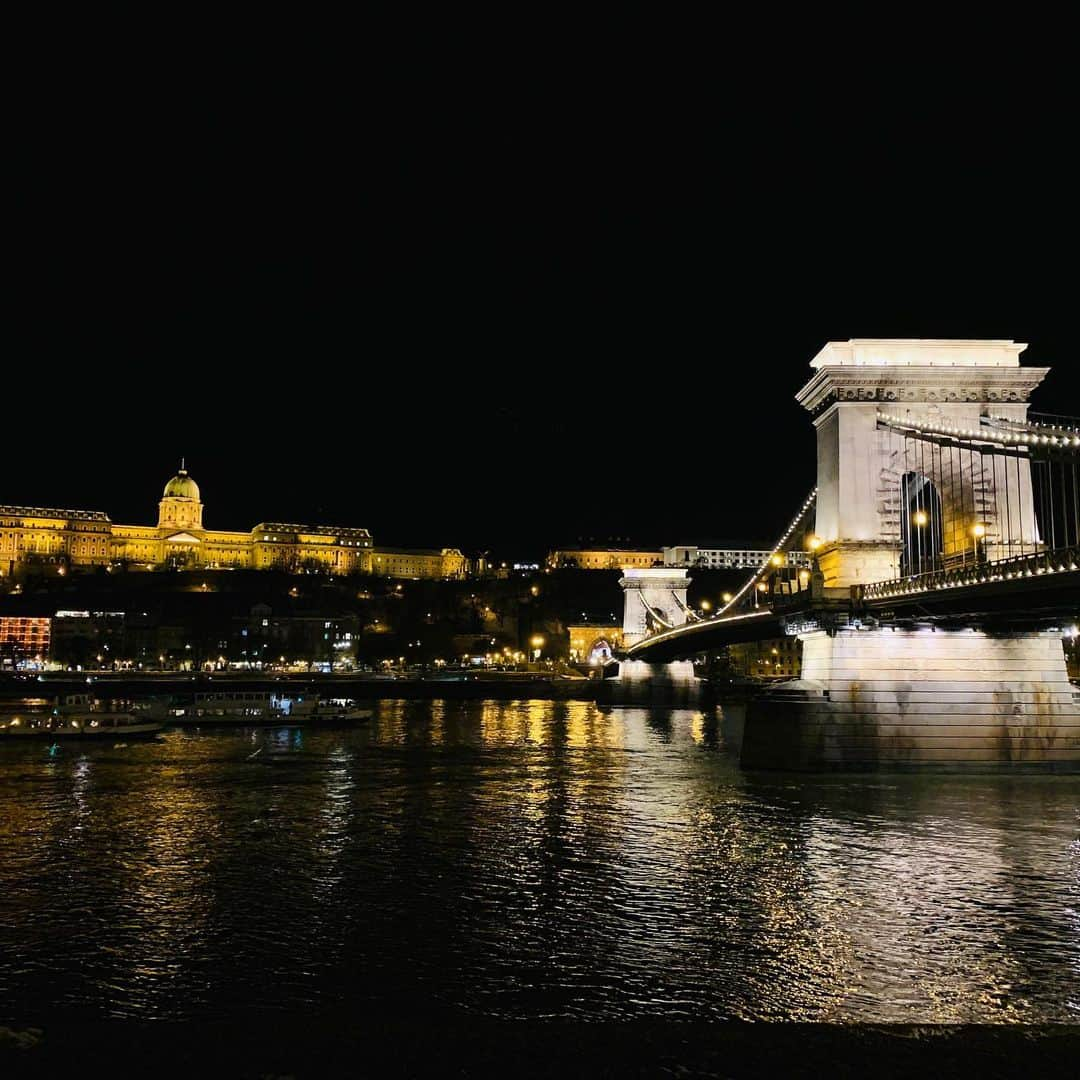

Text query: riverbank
(3, 1018), (1078, 1077)
(0, 671), (756, 705)
(0, 670), (605, 702)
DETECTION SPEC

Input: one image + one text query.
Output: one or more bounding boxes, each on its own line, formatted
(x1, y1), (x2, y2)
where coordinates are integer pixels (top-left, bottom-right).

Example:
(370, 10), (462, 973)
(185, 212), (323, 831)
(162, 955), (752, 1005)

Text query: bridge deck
(626, 569), (1080, 661)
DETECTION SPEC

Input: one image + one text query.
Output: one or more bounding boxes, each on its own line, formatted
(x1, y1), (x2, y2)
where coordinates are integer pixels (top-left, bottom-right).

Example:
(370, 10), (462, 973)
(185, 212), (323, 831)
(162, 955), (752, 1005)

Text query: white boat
(0, 695), (165, 740)
(291, 697), (373, 725)
(172, 691), (370, 727)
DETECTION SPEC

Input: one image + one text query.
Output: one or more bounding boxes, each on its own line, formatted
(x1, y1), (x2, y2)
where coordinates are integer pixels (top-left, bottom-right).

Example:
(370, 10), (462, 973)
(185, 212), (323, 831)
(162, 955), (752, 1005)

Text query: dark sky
(7, 70), (1076, 559)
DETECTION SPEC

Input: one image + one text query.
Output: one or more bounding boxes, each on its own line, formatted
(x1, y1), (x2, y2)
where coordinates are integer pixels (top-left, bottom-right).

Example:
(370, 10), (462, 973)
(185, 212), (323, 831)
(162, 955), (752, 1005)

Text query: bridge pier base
(742, 628), (1080, 771)
(597, 660), (703, 708)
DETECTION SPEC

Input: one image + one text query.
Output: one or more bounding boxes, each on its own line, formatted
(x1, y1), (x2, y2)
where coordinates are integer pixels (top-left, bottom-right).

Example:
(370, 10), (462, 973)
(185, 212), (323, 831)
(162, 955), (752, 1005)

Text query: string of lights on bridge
(863, 548), (1080, 600)
(876, 412), (1080, 448)
(716, 488), (818, 618)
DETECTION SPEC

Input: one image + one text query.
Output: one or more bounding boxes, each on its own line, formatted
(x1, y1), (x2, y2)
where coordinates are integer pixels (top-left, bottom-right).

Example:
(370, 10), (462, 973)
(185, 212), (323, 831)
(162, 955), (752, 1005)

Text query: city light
(913, 510), (928, 526)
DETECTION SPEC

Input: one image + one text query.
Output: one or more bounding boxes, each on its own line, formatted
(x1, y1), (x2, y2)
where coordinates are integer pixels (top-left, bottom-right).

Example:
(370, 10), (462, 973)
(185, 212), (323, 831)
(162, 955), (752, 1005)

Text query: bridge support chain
(741, 627), (1080, 771)
(596, 659), (704, 708)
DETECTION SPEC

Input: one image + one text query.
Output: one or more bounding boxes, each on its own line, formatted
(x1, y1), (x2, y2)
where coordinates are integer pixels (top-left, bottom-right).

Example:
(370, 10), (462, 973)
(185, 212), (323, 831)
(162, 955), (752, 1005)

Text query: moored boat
(0, 695), (165, 739)
(170, 691), (371, 727)
(291, 697), (372, 726)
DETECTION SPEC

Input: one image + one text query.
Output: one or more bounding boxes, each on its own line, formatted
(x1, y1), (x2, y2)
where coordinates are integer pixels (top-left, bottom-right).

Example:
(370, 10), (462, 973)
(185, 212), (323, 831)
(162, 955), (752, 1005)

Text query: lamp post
(972, 522), (986, 564)
(913, 509), (928, 575)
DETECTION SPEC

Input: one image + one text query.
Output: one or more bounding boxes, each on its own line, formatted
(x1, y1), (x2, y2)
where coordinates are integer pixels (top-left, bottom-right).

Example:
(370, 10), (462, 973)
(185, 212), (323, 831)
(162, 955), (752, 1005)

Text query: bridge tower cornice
(797, 365), (1049, 416)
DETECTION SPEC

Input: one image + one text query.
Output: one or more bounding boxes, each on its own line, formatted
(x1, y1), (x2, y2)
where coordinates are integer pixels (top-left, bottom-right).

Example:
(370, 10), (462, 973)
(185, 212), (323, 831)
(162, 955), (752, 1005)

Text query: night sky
(8, 75), (1076, 560)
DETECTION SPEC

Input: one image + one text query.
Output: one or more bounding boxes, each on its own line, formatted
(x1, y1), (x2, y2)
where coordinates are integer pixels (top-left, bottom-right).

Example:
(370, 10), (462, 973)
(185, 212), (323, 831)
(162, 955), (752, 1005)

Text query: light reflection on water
(0, 699), (1077, 1024)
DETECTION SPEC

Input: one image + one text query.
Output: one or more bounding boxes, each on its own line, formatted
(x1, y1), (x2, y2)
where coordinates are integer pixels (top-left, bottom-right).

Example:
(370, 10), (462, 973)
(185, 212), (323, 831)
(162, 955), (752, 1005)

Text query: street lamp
(972, 522), (986, 564)
(912, 509), (928, 574)
(530, 634), (545, 660)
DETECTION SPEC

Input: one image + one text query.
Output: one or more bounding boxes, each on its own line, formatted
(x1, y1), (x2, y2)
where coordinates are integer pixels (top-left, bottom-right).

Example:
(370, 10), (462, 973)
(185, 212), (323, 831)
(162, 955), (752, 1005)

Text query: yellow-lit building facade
(728, 637), (802, 679)
(1, 466), (373, 576)
(0, 616), (51, 662)
(547, 549), (662, 570)
(371, 547), (468, 580)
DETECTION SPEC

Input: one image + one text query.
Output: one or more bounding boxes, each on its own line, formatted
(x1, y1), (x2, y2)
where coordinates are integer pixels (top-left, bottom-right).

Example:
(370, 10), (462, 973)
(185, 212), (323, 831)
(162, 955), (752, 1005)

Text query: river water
(0, 700), (1077, 1025)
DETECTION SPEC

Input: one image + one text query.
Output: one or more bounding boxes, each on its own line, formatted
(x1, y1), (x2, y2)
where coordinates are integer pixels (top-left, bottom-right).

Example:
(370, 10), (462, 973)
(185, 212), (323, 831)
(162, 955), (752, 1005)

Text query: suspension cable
(717, 488), (817, 616)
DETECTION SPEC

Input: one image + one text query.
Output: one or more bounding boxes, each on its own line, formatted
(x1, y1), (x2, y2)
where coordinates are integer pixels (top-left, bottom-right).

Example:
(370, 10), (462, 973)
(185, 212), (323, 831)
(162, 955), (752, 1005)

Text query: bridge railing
(862, 544), (1080, 601)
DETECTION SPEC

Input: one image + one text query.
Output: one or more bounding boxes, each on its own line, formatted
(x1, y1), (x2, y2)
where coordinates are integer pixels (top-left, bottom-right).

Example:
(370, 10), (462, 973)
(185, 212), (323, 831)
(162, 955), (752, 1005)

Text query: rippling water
(1, 700), (1077, 1024)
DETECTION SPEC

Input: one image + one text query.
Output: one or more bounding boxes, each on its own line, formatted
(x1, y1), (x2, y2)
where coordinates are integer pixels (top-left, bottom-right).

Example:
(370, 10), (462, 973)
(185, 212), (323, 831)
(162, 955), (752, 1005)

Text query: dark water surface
(1, 700), (1077, 1025)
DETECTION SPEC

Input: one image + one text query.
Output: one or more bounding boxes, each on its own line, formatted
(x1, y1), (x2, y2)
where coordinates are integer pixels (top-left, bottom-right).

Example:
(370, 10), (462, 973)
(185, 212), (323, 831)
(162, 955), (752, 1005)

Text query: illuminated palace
(0, 464), (374, 575)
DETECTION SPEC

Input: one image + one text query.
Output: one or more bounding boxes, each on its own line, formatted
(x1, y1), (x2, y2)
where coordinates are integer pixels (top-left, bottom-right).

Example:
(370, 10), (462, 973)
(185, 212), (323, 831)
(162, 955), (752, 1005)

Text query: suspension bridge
(610, 340), (1080, 770)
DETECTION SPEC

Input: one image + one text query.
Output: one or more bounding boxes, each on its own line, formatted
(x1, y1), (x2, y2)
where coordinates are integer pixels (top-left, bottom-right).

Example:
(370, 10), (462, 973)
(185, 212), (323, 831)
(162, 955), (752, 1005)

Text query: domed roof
(163, 465), (200, 501)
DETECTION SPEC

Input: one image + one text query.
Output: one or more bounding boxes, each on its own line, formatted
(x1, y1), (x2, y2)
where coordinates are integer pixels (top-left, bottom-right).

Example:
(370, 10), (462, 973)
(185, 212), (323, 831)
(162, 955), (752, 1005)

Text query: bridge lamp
(799, 570), (810, 586)
(913, 510), (929, 527)
(972, 523), (987, 538)
(770, 554), (783, 567)
(700, 599), (712, 612)
(721, 592), (733, 604)
(757, 583), (768, 593)
(806, 535), (822, 551)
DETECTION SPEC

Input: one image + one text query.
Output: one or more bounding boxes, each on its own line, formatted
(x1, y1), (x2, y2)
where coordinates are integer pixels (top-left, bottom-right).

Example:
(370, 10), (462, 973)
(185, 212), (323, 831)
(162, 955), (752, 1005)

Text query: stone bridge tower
(796, 340), (1047, 591)
(738, 339), (1079, 771)
(620, 567), (691, 647)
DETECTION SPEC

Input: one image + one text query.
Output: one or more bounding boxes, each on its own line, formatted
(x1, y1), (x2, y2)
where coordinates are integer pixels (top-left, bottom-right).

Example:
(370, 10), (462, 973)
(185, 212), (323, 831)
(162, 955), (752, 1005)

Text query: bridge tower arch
(899, 470), (944, 576)
(796, 340), (1047, 590)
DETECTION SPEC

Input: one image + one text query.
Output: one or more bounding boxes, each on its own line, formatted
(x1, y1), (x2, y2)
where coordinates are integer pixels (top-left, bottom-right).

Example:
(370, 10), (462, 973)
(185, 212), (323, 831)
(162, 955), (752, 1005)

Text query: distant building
(371, 547), (468, 580)
(233, 605), (361, 670)
(547, 548), (663, 570)
(0, 615), (50, 665)
(729, 637), (802, 679)
(50, 611), (125, 668)
(662, 546), (812, 570)
(1, 464), (373, 576)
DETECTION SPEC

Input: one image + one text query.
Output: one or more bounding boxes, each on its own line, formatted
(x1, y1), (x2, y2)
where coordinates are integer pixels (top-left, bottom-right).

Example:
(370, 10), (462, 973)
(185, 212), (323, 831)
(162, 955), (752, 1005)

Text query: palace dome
(163, 468), (200, 501)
